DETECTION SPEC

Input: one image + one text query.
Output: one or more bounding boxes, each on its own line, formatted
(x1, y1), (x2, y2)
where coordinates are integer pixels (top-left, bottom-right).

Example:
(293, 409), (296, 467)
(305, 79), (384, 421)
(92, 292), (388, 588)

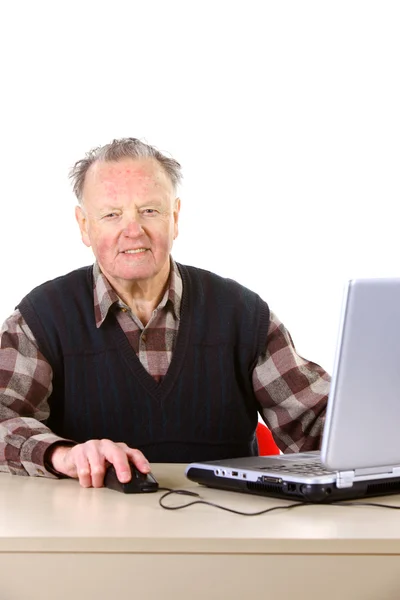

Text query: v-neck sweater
(18, 263), (270, 463)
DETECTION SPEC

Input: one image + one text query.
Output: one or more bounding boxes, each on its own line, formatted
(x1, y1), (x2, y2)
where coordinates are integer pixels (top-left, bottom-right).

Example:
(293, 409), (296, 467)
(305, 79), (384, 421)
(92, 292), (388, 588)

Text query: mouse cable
(157, 488), (400, 516)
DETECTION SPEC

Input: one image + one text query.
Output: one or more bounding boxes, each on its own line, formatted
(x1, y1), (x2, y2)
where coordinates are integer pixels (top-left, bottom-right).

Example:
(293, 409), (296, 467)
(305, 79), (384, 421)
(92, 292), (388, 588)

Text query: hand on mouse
(47, 439), (151, 488)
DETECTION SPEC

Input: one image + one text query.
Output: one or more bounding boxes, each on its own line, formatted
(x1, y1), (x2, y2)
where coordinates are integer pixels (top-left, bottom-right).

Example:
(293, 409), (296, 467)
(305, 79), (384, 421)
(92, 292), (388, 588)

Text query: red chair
(256, 422), (280, 455)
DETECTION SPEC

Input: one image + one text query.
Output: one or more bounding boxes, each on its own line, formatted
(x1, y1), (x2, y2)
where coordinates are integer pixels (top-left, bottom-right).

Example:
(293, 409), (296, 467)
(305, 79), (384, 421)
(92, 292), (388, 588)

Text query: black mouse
(104, 463), (159, 494)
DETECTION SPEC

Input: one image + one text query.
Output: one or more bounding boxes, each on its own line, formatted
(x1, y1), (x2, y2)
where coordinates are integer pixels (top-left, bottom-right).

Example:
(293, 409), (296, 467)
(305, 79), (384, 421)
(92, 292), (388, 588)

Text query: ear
(173, 197), (181, 240)
(75, 205), (91, 248)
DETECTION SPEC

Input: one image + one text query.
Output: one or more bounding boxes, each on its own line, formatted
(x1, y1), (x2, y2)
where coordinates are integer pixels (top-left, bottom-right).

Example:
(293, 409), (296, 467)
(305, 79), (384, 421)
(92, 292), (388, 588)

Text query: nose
(123, 216), (144, 236)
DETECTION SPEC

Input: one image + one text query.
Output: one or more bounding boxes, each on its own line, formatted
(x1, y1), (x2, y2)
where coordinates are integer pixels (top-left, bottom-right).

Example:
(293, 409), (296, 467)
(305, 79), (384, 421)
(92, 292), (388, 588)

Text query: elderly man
(0, 138), (330, 488)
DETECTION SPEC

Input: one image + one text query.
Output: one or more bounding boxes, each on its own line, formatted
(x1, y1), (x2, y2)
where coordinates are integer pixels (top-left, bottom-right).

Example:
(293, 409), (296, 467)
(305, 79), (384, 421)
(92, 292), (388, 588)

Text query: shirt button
(142, 334), (147, 343)
(37, 469), (44, 475)
(121, 307), (128, 312)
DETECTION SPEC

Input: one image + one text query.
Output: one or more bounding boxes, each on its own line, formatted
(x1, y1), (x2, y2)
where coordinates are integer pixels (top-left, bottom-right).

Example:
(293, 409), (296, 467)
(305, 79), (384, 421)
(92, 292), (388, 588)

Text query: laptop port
(287, 483), (296, 492)
(231, 471), (239, 477)
(261, 476), (282, 484)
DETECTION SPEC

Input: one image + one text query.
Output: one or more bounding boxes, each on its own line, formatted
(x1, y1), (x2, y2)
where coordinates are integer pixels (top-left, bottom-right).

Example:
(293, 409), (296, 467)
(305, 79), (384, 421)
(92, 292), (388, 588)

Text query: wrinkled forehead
(83, 158), (174, 202)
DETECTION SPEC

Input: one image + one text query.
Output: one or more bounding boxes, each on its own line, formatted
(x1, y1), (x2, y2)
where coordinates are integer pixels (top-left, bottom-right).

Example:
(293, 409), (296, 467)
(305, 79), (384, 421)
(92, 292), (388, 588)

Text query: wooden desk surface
(2, 464), (400, 599)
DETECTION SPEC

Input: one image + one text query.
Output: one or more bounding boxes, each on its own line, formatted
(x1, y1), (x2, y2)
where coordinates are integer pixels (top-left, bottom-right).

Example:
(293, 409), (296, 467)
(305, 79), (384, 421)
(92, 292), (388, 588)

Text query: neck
(127, 290), (166, 326)
(108, 264), (171, 326)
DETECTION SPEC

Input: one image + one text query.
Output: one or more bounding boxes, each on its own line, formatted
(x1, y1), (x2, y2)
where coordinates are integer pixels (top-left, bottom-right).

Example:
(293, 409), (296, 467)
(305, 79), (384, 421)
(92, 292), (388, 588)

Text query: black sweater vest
(18, 263), (270, 462)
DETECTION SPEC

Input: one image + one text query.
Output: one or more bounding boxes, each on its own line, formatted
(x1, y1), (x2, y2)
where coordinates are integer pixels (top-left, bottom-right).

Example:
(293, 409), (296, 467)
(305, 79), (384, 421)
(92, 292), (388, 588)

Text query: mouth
(121, 248), (148, 255)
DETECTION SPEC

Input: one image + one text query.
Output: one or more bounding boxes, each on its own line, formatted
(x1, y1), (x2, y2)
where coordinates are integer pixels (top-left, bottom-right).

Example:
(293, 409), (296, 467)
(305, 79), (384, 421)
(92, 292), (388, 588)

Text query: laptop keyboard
(259, 459), (334, 476)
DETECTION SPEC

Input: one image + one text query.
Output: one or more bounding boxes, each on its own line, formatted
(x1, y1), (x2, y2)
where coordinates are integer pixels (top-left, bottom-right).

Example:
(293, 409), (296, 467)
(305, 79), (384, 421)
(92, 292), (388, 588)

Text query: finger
(107, 444), (150, 482)
(85, 449), (107, 488)
(125, 447), (151, 473)
(101, 444), (134, 483)
(74, 452), (93, 488)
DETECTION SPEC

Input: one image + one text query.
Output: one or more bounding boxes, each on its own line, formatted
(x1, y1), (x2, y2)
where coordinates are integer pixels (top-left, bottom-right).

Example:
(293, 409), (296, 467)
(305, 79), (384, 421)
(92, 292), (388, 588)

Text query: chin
(118, 266), (157, 281)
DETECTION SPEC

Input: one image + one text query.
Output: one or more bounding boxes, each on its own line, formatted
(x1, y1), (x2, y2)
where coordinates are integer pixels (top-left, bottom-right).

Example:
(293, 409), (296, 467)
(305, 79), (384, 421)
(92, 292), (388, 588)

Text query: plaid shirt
(0, 260), (330, 477)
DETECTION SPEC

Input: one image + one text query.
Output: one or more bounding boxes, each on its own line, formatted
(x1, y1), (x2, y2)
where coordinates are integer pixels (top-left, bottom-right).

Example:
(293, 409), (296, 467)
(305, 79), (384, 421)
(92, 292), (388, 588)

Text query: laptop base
(186, 467), (400, 503)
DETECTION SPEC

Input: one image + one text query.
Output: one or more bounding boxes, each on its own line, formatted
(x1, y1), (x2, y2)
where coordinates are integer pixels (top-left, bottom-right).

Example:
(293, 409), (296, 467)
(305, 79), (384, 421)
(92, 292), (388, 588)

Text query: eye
(142, 209), (158, 216)
(103, 212), (119, 219)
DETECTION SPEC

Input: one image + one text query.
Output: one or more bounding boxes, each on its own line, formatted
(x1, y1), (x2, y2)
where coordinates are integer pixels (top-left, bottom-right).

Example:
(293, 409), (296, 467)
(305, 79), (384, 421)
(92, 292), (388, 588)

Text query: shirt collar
(93, 257), (182, 328)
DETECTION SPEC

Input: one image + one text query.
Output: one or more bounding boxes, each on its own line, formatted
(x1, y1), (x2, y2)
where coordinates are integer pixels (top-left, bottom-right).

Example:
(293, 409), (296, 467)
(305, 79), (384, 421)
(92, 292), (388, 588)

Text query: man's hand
(47, 439), (151, 488)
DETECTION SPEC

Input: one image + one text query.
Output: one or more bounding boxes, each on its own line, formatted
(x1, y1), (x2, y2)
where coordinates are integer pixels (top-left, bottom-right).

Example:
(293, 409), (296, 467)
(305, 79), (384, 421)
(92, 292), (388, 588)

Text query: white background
(0, 0), (399, 374)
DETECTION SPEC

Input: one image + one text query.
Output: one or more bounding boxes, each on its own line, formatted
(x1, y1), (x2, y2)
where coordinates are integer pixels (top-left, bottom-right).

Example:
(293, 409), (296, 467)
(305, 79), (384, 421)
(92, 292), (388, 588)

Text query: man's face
(75, 158), (180, 290)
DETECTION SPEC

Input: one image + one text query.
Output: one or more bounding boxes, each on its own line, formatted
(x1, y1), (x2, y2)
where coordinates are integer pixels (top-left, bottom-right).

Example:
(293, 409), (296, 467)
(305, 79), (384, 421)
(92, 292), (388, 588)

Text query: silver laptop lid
(321, 278), (400, 471)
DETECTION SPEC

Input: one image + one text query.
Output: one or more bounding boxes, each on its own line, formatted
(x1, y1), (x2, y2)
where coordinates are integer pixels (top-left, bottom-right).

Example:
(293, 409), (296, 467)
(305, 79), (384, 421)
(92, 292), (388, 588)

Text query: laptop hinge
(337, 470), (355, 488)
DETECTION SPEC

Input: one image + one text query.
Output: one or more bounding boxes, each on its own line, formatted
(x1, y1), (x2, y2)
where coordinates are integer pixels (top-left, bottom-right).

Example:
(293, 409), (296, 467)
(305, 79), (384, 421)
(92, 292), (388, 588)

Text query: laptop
(186, 278), (400, 503)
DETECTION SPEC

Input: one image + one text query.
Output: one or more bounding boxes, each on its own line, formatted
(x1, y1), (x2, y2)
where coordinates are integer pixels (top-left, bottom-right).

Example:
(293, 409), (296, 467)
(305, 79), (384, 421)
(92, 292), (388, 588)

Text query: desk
(1, 464), (400, 600)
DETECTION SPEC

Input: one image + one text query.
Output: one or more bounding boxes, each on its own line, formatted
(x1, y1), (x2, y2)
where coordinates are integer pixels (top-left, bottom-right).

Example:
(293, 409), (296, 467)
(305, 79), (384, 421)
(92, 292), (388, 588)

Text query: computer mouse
(103, 462), (159, 494)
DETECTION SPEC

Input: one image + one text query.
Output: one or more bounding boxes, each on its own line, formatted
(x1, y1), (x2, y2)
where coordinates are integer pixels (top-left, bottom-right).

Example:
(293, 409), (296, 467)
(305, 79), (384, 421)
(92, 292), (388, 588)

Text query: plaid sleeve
(253, 311), (330, 453)
(0, 309), (72, 477)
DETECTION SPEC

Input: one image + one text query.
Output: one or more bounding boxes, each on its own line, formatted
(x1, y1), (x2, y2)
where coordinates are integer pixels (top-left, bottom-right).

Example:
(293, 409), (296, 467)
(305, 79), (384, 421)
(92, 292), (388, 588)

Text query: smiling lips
(122, 248), (148, 254)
